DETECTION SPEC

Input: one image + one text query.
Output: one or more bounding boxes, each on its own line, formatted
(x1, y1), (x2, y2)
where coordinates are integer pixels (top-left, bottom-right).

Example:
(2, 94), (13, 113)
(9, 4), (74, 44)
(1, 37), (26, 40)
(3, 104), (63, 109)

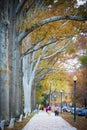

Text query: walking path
(22, 111), (77, 130)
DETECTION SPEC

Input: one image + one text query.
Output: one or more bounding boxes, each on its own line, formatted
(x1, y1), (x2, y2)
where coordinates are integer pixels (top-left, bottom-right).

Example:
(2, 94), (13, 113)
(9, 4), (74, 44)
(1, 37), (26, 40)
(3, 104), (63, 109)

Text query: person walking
(54, 105), (59, 116)
(35, 104), (39, 114)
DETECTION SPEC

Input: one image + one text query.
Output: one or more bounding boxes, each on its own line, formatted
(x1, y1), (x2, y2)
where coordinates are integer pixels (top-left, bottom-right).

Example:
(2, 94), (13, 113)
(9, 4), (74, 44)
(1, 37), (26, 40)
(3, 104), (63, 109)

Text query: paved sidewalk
(22, 111), (77, 130)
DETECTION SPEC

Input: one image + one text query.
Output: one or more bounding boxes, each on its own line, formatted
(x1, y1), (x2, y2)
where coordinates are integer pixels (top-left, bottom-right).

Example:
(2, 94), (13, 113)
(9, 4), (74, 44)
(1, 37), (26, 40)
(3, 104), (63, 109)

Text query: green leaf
(79, 56), (87, 66)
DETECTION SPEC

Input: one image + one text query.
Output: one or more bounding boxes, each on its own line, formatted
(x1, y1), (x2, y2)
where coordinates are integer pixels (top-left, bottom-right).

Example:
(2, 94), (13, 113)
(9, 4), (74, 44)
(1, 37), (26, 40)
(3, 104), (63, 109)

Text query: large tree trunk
(0, 0), (23, 120)
(0, 0), (10, 121)
(31, 81), (36, 111)
(8, 0), (16, 119)
(9, 0), (23, 117)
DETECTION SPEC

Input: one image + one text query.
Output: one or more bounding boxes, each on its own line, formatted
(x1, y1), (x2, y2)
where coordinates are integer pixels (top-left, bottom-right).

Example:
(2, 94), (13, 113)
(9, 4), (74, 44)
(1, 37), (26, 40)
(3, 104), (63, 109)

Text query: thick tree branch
(26, 0), (34, 12)
(16, 0), (34, 14)
(16, 0), (26, 14)
(23, 38), (56, 56)
(16, 15), (87, 43)
(22, 37), (45, 56)
(35, 67), (52, 83)
(42, 37), (72, 60)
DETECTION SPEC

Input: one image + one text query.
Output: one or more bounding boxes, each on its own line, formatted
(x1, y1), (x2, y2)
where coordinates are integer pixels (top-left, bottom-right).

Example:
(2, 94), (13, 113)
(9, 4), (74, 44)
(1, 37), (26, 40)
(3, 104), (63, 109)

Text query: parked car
(77, 107), (87, 116)
(62, 106), (71, 113)
(70, 107), (80, 115)
(70, 107), (74, 114)
(85, 111), (87, 118)
(62, 107), (67, 112)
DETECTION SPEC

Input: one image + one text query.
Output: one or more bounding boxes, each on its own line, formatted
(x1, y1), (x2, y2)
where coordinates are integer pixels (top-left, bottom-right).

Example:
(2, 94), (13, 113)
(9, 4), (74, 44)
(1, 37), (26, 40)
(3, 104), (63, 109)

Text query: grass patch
(62, 113), (87, 130)
(4, 113), (34, 130)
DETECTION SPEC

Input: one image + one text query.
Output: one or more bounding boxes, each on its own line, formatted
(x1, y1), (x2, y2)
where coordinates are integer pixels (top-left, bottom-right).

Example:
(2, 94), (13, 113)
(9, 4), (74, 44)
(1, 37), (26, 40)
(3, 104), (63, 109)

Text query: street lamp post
(49, 80), (53, 106)
(73, 75), (77, 122)
(60, 90), (63, 115)
(49, 83), (51, 106)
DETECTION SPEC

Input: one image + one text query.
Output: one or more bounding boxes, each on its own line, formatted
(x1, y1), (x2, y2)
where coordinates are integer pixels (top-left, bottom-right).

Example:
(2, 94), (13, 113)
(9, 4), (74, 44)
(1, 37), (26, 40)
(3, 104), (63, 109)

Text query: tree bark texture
(0, 0), (10, 121)
(0, 0), (22, 120)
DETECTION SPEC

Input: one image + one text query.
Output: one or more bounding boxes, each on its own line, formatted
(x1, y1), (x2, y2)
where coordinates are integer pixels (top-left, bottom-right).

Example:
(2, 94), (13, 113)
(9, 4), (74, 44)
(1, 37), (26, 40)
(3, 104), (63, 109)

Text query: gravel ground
(22, 111), (77, 130)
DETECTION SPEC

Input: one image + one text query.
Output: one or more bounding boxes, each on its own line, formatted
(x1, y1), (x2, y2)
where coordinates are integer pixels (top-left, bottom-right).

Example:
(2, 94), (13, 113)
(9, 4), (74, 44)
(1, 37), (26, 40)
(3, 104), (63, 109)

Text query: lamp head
(73, 75), (77, 81)
(60, 90), (63, 93)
